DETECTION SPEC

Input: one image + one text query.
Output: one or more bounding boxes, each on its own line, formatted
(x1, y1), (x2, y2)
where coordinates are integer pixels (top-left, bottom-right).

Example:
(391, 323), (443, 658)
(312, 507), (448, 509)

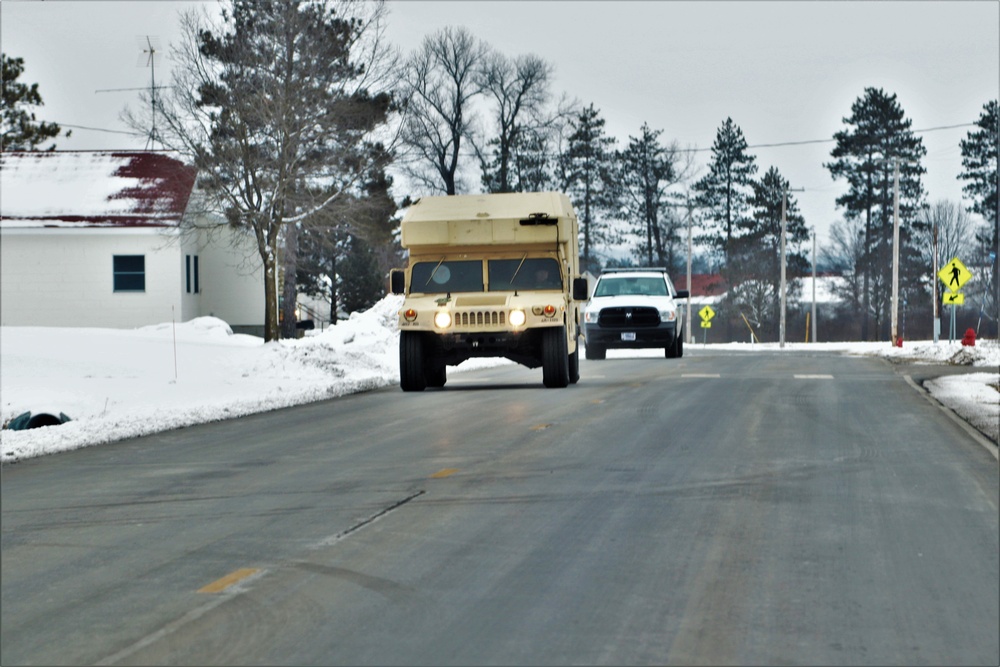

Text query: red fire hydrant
(961, 328), (976, 346)
(895, 336), (903, 348)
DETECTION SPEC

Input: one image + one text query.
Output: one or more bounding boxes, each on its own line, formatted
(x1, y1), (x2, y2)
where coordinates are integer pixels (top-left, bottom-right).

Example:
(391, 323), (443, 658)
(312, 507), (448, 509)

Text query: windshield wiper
(509, 254), (528, 285)
(425, 257), (446, 286)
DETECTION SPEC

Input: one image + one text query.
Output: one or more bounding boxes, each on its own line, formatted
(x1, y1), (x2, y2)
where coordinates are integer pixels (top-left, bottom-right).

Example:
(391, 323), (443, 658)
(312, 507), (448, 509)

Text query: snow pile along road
(2, 294), (998, 463)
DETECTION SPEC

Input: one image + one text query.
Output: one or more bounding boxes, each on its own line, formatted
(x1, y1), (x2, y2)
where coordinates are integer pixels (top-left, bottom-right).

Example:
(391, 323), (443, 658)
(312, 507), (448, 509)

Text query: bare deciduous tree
(476, 52), (552, 193)
(399, 26), (488, 195)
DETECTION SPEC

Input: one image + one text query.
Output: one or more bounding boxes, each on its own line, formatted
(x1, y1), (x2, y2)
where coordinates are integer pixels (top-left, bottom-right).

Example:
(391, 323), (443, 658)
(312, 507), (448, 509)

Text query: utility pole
(812, 227), (817, 343)
(891, 160), (901, 345)
(685, 200), (693, 345)
(779, 184), (804, 348)
(932, 223), (939, 343)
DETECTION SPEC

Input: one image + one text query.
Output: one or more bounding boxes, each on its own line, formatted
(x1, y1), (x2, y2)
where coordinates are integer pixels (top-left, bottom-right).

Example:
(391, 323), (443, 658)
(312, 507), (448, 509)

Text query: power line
(57, 123), (139, 136)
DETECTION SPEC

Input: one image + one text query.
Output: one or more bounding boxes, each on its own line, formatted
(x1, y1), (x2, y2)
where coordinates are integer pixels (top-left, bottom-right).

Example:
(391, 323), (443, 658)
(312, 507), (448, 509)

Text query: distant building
(1, 150), (263, 333)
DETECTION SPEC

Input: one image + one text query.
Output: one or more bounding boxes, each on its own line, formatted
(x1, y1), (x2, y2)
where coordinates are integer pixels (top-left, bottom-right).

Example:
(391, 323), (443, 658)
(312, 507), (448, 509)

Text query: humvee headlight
(434, 311), (452, 329)
(403, 308), (417, 322)
(509, 309), (527, 327)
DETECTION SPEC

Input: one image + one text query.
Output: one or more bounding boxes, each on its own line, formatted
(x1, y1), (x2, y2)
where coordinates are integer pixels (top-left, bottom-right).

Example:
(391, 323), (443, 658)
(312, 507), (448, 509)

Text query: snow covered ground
(2, 294), (998, 463)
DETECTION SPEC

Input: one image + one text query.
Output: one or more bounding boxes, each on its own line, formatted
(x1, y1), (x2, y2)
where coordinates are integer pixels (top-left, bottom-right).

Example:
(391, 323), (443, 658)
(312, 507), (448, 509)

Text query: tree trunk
(280, 222), (300, 339)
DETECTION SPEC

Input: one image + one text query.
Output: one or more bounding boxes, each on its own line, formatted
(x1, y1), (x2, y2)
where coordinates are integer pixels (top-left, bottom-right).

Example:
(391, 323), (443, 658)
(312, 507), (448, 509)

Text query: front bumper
(584, 321), (678, 348)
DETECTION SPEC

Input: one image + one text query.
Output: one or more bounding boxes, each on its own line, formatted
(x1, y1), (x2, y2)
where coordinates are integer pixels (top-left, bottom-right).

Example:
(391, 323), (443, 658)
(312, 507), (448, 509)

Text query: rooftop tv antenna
(94, 35), (168, 149)
(139, 36), (162, 149)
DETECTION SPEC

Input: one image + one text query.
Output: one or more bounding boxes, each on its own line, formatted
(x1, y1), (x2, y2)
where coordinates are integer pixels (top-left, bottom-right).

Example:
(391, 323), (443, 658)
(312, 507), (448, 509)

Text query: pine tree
(1, 53), (68, 151)
(559, 104), (619, 273)
(825, 88), (926, 340)
(617, 123), (681, 268)
(296, 166), (399, 324)
(959, 100), (999, 232)
(692, 118), (758, 265)
(958, 100), (999, 335)
(725, 167), (808, 340)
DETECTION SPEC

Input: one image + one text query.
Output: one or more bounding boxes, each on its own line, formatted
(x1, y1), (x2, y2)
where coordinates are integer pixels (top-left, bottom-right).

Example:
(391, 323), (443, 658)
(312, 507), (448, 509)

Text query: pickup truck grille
(456, 310), (506, 327)
(598, 306), (659, 328)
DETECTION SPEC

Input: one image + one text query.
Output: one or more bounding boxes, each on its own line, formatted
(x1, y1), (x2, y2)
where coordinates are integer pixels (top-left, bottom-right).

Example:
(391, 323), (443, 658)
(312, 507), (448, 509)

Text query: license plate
(621, 332), (636, 342)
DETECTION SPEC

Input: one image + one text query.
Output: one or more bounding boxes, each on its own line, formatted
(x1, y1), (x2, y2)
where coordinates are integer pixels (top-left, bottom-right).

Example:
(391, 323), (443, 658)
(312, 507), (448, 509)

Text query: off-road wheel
(568, 344), (580, 384)
(426, 364), (447, 388)
(542, 326), (570, 388)
(399, 331), (427, 392)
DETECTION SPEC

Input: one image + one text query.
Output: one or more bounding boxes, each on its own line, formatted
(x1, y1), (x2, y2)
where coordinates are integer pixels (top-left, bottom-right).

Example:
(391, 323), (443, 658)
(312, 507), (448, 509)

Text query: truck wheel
(568, 345), (580, 384)
(677, 335), (684, 358)
(585, 343), (606, 360)
(426, 364), (447, 388)
(666, 335), (679, 358)
(542, 326), (570, 388)
(399, 331), (427, 392)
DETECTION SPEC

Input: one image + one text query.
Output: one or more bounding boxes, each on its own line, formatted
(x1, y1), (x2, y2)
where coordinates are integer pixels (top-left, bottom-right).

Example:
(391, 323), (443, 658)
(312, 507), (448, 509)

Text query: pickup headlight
(583, 310), (600, 324)
(659, 308), (677, 322)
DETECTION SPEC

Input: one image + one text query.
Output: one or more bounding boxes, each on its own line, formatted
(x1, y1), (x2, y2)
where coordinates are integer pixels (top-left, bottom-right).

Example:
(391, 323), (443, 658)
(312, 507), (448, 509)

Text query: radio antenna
(94, 35), (169, 149)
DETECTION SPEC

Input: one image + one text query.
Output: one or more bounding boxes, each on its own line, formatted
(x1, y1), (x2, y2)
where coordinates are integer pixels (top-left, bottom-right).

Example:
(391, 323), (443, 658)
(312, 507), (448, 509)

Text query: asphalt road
(2, 350), (997, 666)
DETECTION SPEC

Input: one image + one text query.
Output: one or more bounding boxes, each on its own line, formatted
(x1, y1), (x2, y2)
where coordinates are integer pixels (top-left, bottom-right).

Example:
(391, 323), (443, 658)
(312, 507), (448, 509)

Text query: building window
(187, 255), (200, 294)
(113, 255), (145, 292)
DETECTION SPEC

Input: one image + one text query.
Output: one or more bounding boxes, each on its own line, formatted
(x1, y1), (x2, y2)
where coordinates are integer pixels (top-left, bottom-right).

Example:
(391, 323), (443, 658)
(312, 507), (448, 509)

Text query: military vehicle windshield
(411, 260), (484, 293)
(488, 257), (562, 291)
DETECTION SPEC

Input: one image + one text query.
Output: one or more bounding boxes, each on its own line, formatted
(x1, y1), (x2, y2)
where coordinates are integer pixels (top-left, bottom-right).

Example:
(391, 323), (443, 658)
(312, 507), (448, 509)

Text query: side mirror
(572, 277), (589, 301)
(389, 269), (406, 295)
(675, 289), (690, 299)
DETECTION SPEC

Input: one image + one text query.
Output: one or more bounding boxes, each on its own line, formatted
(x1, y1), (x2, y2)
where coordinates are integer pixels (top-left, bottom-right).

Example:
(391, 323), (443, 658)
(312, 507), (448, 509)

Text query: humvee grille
(456, 310), (506, 327)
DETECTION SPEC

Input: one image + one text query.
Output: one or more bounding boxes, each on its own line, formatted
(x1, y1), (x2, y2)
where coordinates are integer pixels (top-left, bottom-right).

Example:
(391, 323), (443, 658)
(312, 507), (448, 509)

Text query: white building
(1, 151), (263, 334)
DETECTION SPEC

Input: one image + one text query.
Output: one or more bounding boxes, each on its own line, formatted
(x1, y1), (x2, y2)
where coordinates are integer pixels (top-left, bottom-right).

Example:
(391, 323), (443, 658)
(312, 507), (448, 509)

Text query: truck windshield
(488, 257), (562, 291)
(595, 276), (668, 297)
(411, 260), (484, 293)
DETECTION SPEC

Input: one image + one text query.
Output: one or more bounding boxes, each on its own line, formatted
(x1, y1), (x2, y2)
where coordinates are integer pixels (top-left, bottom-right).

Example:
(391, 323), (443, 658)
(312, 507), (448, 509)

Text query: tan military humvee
(389, 192), (589, 390)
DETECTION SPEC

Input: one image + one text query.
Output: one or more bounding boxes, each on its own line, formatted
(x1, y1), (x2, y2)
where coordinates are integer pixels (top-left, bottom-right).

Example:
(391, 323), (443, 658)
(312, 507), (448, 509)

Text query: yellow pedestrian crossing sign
(699, 305), (715, 322)
(943, 291), (965, 306)
(938, 257), (972, 292)
(700, 320), (712, 328)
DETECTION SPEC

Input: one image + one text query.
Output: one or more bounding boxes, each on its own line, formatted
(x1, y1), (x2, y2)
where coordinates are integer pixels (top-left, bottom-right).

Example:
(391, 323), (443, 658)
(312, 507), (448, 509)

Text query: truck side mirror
(572, 277), (589, 301)
(389, 269), (406, 295)
(675, 289), (689, 299)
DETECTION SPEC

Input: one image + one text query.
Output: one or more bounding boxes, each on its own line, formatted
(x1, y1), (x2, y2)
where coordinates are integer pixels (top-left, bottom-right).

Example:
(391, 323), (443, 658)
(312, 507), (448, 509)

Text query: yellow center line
(198, 568), (261, 594)
(530, 423), (552, 431)
(430, 468), (459, 478)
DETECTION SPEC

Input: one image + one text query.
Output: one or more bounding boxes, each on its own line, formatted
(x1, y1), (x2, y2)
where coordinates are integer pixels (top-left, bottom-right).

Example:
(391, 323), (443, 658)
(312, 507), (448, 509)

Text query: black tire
(399, 331), (427, 392)
(568, 344), (580, 384)
(426, 364), (447, 388)
(585, 342), (606, 360)
(677, 334), (684, 358)
(542, 326), (570, 388)
(665, 335), (678, 358)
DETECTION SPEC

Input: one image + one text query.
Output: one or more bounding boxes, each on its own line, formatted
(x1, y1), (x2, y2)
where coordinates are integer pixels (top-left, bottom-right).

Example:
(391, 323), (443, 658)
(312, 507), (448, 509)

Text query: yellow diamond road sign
(938, 257), (972, 292)
(943, 291), (965, 306)
(699, 305), (715, 321)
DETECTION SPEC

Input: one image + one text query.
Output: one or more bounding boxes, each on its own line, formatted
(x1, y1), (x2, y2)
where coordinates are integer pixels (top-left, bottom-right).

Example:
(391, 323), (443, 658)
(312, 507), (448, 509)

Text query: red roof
(0, 151), (197, 228)
(672, 273), (728, 297)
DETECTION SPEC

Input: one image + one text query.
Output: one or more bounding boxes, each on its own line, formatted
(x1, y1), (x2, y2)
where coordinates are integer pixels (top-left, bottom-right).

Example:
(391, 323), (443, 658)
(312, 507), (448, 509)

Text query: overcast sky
(2, 0), (997, 247)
